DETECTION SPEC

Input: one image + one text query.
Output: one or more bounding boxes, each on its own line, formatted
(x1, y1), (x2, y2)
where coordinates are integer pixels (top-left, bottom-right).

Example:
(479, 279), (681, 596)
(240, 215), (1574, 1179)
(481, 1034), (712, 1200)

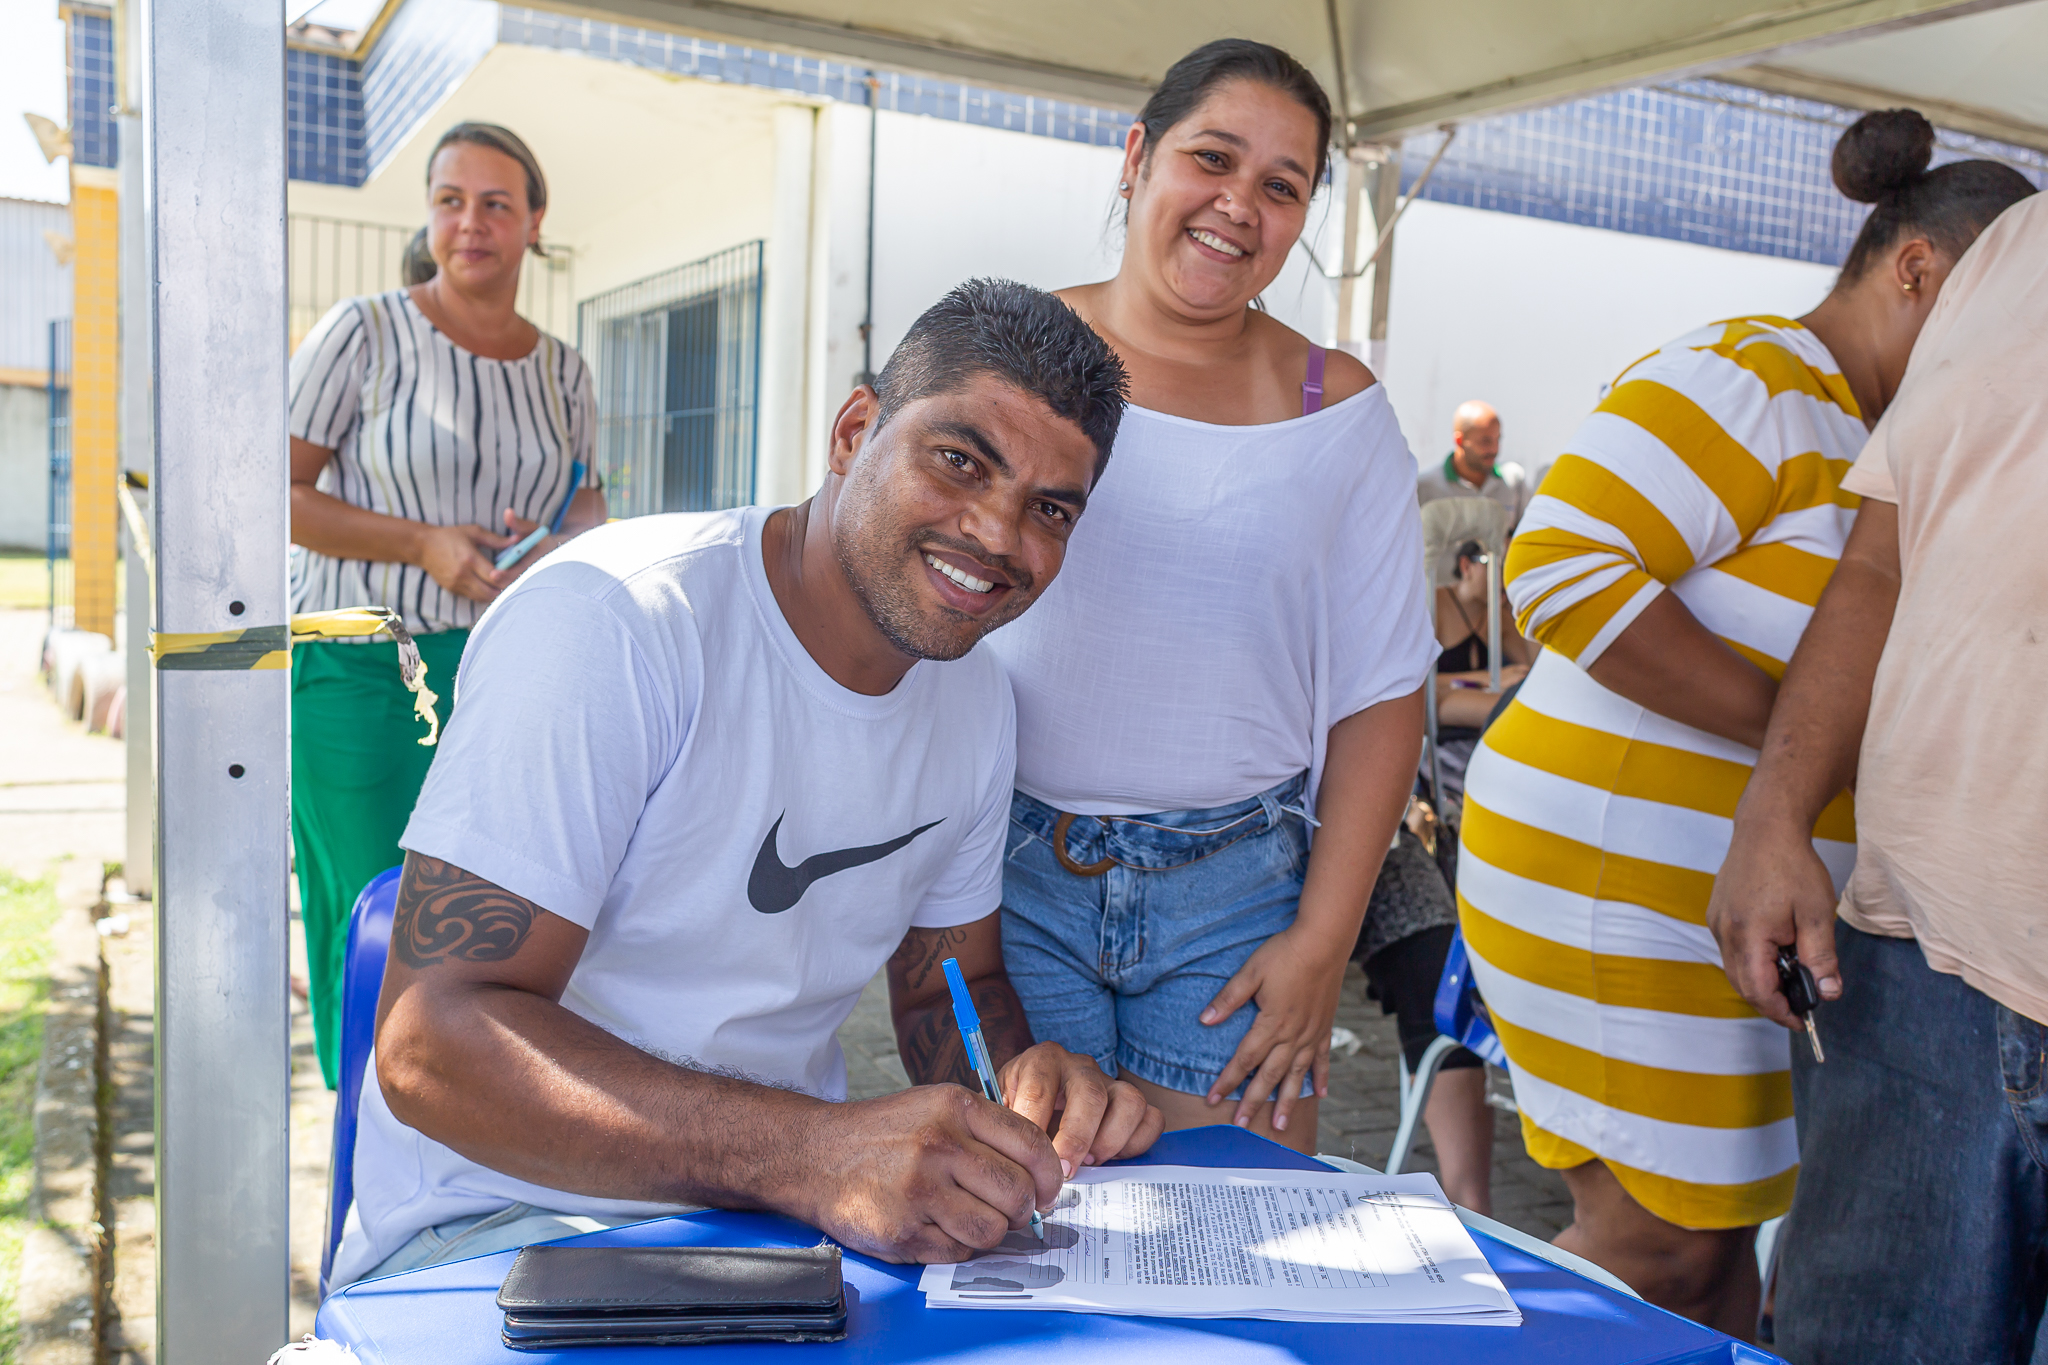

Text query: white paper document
(918, 1165), (1519, 1326)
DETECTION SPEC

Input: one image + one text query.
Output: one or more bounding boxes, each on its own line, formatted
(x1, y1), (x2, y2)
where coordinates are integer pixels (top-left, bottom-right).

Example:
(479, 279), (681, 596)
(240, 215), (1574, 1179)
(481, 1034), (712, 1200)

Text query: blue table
(317, 1127), (1781, 1363)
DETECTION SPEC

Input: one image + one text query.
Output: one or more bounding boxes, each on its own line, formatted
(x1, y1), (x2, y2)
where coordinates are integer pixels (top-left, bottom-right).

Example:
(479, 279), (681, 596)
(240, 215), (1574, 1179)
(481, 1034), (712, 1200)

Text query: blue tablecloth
(317, 1126), (1781, 1363)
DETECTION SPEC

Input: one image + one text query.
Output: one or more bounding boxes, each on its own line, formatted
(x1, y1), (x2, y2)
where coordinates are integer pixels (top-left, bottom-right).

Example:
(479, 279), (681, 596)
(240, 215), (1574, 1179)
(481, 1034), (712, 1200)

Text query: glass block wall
(288, 48), (368, 185)
(66, 8), (116, 169)
(1400, 78), (2047, 267)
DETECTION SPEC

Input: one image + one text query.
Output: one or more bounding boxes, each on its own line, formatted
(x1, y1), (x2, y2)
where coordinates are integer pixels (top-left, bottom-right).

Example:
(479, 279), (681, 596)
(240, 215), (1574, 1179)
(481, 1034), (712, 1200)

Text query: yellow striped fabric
(1462, 317), (1867, 1229)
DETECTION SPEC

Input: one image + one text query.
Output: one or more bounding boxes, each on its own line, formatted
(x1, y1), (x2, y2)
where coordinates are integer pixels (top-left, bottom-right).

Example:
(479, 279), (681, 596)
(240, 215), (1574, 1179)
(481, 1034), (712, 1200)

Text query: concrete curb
(18, 858), (108, 1364)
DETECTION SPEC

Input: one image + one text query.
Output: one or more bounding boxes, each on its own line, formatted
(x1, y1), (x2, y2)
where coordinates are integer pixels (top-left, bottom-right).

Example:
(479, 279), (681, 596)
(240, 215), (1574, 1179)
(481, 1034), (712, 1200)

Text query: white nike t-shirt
(333, 505), (1015, 1285)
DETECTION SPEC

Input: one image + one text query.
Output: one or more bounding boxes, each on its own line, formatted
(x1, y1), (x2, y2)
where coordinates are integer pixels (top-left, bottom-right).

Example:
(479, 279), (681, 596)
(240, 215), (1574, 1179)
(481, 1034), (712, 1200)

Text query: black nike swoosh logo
(747, 814), (945, 914)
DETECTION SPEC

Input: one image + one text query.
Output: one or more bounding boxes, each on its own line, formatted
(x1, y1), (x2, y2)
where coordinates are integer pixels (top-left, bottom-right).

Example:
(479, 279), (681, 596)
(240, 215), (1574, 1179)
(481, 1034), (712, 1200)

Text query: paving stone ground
(836, 962), (1575, 1241)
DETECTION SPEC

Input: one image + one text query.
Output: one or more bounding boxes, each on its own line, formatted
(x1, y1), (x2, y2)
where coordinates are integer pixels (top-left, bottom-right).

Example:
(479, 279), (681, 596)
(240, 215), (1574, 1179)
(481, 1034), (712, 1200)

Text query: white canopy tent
(554, 0), (2048, 146)
(134, 0), (2045, 1358)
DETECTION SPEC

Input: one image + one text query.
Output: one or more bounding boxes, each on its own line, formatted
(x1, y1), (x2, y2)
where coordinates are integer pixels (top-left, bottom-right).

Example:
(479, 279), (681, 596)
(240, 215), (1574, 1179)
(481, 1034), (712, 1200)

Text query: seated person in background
(1429, 541), (1531, 805)
(1415, 401), (1529, 527)
(329, 280), (1160, 1289)
(1353, 832), (1494, 1214)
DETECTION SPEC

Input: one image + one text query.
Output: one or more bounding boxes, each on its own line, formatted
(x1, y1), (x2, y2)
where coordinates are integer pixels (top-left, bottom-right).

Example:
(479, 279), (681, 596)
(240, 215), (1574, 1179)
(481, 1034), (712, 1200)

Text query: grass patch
(0, 870), (61, 1360)
(0, 557), (60, 614)
(0, 555), (126, 615)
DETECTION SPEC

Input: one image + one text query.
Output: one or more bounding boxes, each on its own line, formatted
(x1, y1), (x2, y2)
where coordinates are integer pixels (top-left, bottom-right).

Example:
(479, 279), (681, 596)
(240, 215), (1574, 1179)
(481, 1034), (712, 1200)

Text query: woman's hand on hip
(1199, 922), (1350, 1133)
(416, 522), (516, 603)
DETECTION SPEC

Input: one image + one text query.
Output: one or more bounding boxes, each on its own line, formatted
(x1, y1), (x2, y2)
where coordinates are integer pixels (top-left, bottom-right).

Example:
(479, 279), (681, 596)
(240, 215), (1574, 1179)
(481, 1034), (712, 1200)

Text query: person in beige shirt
(1415, 400), (1530, 527)
(1710, 181), (2044, 1363)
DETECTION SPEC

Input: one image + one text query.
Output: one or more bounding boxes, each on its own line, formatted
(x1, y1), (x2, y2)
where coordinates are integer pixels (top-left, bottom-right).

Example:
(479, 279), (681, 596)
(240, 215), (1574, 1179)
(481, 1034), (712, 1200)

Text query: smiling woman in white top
(287, 122), (605, 1091)
(984, 40), (1435, 1156)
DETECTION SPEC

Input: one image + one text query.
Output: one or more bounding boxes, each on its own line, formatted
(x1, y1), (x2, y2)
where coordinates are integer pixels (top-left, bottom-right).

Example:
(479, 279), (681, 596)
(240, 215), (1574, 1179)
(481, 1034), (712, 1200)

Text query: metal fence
(46, 318), (72, 624)
(578, 241), (763, 518)
(287, 214), (577, 348)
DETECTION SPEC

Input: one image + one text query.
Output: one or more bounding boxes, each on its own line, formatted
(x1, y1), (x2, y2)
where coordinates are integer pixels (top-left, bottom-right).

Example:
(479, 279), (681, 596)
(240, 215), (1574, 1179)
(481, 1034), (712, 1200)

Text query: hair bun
(1833, 109), (1935, 203)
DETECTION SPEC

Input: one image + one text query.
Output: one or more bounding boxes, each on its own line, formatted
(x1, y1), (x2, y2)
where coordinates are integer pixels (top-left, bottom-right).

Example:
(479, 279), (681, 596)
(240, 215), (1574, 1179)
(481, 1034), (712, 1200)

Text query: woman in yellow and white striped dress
(1460, 109), (2034, 1338)
(1459, 311), (1867, 1329)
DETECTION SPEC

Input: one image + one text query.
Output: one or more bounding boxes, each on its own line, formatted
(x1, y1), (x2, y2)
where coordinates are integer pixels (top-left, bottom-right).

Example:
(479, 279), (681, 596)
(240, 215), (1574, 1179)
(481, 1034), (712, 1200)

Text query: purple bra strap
(1301, 343), (1326, 416)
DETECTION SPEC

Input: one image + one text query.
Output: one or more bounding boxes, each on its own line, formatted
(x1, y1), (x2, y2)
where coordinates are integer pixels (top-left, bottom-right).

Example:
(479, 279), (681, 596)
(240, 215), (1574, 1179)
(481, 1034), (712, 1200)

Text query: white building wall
(1378, 200), (1840, 477)
(287, 43), (782, 310)
(866, 111), (1122, 365)
(283, 45), (1851, 507)
(757, 103), (818, 509)
(0, 384), (49, 553)
(864, 111), (1342, 373)
(798, 102), (877, 499)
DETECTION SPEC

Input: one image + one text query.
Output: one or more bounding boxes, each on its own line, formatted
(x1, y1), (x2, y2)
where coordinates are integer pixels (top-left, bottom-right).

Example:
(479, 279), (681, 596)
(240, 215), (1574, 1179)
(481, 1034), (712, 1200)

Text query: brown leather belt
(1051, 811), (1116, 877)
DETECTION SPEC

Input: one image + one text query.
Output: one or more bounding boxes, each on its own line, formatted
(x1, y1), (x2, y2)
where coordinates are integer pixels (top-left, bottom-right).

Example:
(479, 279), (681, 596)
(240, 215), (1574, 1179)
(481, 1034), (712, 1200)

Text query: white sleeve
(1327, 414), (1437, 721)
(289, 299), (366, 449)
(400, 583), (687, 926)
(907, 672), (1016, 930)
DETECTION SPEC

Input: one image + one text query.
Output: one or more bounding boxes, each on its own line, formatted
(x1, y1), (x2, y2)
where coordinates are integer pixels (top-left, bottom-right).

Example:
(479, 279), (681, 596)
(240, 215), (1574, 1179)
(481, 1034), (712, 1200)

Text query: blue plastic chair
(318, 864), (402, 1300)
(1386, 925), (1508, 1175)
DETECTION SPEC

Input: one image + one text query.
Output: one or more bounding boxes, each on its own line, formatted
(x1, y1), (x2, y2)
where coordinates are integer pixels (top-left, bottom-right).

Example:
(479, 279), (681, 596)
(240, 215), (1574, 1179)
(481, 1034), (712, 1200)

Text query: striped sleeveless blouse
(1458, 316), (1864, 1229)
(288, 289), (597, 637)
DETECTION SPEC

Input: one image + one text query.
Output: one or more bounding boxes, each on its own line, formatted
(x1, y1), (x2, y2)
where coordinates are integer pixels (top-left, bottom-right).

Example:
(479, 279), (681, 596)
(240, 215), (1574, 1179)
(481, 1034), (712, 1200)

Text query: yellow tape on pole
(149, 606), (442, 745)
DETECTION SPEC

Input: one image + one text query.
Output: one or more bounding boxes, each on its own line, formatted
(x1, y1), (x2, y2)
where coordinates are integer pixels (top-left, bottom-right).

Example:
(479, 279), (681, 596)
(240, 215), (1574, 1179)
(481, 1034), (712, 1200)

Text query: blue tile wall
(1399, 79), (2048, 267)
(497, 7), (1135, 148)
(363, 0), (500, 176)
(288, 48), (367, 185)
(67, 9), (116, 169)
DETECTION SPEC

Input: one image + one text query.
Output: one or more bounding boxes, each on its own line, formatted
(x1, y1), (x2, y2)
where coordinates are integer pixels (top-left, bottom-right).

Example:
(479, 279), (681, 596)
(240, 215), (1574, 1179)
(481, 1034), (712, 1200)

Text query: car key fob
(1775, 946), (1825, 1063)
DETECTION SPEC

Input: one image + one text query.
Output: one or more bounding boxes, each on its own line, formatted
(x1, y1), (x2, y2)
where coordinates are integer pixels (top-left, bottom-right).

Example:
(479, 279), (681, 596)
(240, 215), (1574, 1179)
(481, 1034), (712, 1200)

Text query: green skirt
(290, 629), (467, 1089)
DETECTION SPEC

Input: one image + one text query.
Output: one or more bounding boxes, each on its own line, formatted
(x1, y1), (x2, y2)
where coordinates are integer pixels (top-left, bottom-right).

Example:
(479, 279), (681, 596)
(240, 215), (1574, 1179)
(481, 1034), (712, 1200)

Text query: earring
(1904, 281), (1917, 293)
(1119, 180), (1130, 191)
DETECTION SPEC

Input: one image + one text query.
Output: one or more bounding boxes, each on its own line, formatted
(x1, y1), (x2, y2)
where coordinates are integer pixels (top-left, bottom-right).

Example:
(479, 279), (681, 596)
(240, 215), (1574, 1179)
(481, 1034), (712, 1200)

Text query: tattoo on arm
(886, 924), (972, 995)
(972, 984), (1034, 1070)
(897, 981), (1033, 1088)
(393, 854), (540, 968)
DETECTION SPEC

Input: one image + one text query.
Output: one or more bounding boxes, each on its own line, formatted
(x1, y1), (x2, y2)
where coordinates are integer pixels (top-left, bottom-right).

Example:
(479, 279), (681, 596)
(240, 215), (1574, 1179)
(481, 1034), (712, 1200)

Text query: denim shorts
(1000, 773), (1314, 1101)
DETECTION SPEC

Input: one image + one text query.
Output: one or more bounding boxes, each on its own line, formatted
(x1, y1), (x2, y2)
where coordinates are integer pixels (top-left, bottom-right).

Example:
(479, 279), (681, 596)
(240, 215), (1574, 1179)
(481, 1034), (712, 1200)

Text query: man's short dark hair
(871, 279), (1128, 479)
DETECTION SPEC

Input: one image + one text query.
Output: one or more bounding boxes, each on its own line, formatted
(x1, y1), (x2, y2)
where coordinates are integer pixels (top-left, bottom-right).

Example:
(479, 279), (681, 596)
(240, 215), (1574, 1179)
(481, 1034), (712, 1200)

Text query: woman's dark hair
(1136, 40), (1333, 188)
(400, 226), (436, 286)
(1834, 108), (2035, 281)
(425, 122), (549, 257)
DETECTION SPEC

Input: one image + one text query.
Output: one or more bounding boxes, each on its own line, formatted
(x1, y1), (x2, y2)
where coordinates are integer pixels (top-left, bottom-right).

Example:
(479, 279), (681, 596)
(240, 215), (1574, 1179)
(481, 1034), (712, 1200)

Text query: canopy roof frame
(524, 0), (2043, 144)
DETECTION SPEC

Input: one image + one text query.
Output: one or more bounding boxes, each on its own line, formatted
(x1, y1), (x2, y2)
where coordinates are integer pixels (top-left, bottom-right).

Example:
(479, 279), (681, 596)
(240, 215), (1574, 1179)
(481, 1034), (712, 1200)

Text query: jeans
(1000, 773), (1314, 1100)
(1776, 922), (2048, 1365)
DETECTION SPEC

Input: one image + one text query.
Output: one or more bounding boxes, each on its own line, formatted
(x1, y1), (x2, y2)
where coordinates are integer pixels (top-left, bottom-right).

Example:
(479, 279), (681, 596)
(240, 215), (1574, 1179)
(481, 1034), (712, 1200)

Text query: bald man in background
(1415, 401), (1530, 527)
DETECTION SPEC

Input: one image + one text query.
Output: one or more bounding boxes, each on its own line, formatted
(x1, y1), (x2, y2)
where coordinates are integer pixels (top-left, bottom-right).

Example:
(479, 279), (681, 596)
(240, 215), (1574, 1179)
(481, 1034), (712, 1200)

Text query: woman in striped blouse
(287, 123), (603, 1088)
(1459, 110), (2035, 1333)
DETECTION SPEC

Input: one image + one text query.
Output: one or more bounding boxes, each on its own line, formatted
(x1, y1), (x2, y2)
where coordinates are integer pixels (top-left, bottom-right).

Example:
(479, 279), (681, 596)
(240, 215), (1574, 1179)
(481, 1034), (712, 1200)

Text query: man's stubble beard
(831, 475), (1034, 664)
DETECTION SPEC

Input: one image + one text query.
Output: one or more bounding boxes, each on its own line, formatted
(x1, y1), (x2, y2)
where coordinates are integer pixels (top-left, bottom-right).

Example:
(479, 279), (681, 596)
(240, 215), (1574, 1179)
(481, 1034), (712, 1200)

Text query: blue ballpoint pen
(494, 459), (585, 571)
(940, 957), (1046, 1241)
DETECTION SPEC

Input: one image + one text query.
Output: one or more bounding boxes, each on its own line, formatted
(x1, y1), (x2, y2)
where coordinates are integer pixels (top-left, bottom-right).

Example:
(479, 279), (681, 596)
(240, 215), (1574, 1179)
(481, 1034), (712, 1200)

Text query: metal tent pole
(141, 0), (291, 1356)
(119, 0), (154, 898)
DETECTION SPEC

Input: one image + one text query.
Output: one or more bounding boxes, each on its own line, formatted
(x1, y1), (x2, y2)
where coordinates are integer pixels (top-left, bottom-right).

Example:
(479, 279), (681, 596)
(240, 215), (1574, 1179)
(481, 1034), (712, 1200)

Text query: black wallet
(497, 1243), (848, 1350)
